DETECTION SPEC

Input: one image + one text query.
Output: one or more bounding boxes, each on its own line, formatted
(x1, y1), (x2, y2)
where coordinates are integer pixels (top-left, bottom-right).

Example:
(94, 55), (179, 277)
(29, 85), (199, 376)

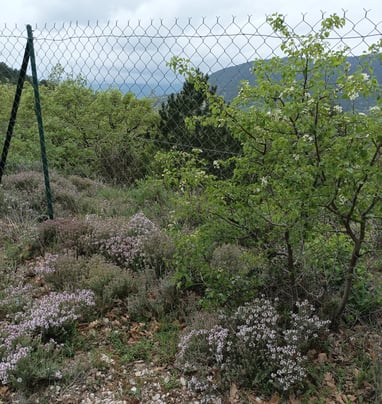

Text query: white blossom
(302, 134), (314, 142)
(213, 160), (220, 169)
(333, 105), (343, 114)
(348, 90), (359, 101)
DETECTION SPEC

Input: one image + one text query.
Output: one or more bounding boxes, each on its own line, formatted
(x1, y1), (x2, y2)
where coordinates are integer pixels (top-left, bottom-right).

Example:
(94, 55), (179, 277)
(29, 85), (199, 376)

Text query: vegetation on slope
(0, 13), (382, 402)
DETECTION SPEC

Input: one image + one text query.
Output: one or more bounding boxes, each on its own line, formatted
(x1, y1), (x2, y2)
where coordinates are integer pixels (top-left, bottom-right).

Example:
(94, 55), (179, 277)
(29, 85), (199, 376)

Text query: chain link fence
(0, 11), (381, 187)
(1, 11), (381, 96)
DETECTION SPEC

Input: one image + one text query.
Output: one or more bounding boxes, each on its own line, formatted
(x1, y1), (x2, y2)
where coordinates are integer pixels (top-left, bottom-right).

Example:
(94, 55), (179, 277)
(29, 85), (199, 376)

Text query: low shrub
(32, 253), (87, 292)
(84, 255), (137, 312)
(28, 253), (136, 313)
(37, 217), (89, 252)
(6, 338), (68, 392)
(0, 289), (95, 385)
(125, 178), (177, 226)
(203, 243), (260, 307)
(127, 269), (178, 320)
(176, 297), (330, 395)
(85, 212), (166, 271)
(1, 171), (103, 219)
(68, 175), (101, 195)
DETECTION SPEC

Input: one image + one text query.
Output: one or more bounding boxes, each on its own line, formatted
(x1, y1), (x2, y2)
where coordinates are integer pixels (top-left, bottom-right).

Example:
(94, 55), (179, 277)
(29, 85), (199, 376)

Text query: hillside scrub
(0, 13), (382, 401)
(0, 78), (159, 184)
(0, 168), (381, 400)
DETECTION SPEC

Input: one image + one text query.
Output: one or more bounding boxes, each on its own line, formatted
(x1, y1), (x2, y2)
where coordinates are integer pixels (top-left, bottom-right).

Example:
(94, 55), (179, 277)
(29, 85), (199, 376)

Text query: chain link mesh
(1, 12), (381, 96)
(0, 12), (381, 185)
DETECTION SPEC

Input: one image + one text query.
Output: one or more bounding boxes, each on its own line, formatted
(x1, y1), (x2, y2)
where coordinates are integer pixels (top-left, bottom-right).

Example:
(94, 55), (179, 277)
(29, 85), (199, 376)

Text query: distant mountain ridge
(209, 55), (382, 110)
(0, 62), (32, 84)
(2, 55), (381, 112)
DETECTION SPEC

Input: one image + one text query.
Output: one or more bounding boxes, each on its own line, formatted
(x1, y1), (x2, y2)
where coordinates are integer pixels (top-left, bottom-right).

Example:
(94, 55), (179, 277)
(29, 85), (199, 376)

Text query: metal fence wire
(0, 11), (381, 185)
(1, 12), (382, 96)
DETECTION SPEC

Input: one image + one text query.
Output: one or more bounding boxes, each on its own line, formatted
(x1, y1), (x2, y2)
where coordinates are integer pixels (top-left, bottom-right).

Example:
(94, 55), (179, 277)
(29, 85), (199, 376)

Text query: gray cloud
(1, 0), (381, 98)
(2, 0), (382, 25)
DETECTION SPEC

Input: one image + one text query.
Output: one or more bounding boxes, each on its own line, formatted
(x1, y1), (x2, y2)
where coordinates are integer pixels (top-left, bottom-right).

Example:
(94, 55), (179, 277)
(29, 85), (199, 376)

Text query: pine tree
(158, 70), (241, 171)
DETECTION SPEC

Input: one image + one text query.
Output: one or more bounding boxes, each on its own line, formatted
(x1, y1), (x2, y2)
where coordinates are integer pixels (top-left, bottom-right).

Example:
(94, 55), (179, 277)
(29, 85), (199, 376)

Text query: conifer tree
(158, 70), (241, 171)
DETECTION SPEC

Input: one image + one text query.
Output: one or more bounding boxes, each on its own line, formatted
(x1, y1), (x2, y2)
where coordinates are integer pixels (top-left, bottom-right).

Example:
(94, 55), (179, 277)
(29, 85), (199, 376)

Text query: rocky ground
(1, 359), (227, 403)
(1, 325), (381, 403)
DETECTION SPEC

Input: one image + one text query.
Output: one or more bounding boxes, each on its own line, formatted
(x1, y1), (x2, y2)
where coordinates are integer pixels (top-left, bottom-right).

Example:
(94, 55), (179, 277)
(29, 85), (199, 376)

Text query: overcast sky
(1, 1), (381, 97)
(1, 0), (381, 25)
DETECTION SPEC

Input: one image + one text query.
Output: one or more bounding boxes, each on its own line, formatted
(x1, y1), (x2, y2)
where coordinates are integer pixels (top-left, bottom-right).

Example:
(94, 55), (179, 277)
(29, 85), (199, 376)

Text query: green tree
(158, 70), (241, 174)
(40, 72), (159, 183)
(0, 81), (41, 171)
(41, 76), (97, 176)
(90, 90), (159, 184)
(169, 15), (382, 327)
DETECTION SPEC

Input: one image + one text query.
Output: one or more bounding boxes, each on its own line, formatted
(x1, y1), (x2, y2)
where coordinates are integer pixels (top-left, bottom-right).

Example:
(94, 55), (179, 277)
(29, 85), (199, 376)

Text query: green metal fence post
(26, 24), (54, 219)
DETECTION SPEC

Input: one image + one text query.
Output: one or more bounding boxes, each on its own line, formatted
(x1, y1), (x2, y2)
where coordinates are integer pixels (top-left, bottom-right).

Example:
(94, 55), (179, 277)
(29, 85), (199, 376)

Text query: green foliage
(127, 269), (179, 321)
(0, 71), (159, 185)
(170, 229), (211, 291)
(0, 62), (32, 84)
(169, 14), (382, 325)
(203, 244), (260, 307)
(84, 256), (136, 312)
(345, 264), (382, 323)
(158, 69), (241, 175)
(124, 178), (177, 226)
(91, 90), (159, 184)
(7, 338), (68, 392)
(177, 298), (330, 394)
(113, 321), (179, 365)
(119, 337), (154, 363)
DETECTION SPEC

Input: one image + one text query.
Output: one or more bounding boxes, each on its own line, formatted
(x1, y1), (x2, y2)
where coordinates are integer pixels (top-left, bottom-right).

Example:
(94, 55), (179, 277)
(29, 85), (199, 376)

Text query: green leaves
(157, 67), (241, 176)
(169, 14), (382, 322)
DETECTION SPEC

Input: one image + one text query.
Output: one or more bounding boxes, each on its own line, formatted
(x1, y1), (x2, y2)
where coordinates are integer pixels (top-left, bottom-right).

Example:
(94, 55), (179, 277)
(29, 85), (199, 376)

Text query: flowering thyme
(177, 297), (330, 392)
(0, 289), (95, 384)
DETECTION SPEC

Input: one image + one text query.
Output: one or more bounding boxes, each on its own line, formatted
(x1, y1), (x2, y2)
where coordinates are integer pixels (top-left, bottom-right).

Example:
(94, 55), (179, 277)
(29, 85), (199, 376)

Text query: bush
(28, 253), (136, 313)
(84, 255), (137, 312)
(169, 15), (382, 327)
(32, 253), (88, 292)
(170, 229), (264, 306)
(126, 178), (177, 227)
(84, 212), (165, 270)
(1, 171), (97, 218)
(176, 297), (330, 395)
(6, 339), (68, 392)
(127, 269), (178, 320)
(37, 217), (89, 254)
(203, 243), (260, 307)
(138, 227), (175, 278)
(0, 289), (95, 385)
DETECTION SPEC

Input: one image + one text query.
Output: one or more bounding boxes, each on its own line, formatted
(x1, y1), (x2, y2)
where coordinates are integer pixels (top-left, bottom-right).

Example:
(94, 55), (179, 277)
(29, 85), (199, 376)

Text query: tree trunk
(331, 221), (365, 330)
(285, 230), (298, 304)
